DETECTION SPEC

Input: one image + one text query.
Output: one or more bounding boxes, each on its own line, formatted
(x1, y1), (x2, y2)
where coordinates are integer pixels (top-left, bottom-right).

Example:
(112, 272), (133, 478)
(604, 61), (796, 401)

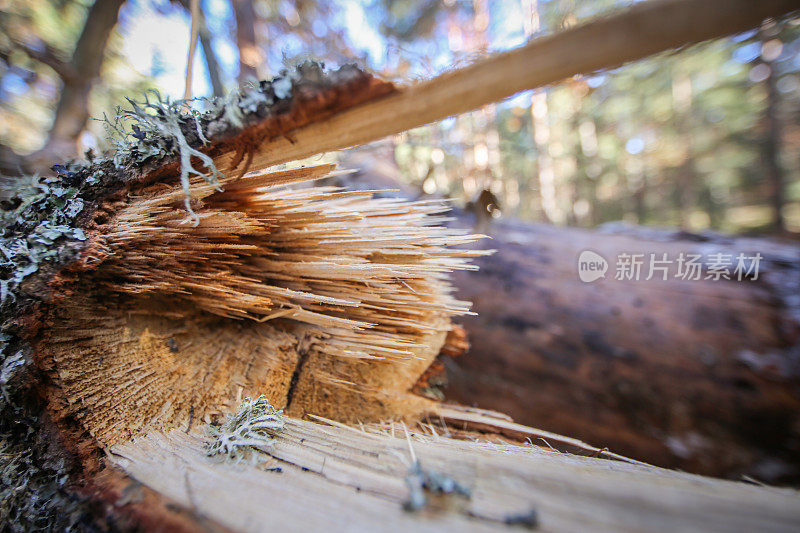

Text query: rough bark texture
(444, 218), (800, 484)
(199, 16), (225, 98)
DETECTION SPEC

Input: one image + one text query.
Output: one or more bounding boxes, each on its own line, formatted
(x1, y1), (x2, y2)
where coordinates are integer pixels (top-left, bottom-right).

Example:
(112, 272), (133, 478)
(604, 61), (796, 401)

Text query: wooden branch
(199, 18), (226, 97)
(175, 0), (228, 98)
(183, 0), (201, 100)
(11, 40), (78, 83)
(216, 0), (800, 174)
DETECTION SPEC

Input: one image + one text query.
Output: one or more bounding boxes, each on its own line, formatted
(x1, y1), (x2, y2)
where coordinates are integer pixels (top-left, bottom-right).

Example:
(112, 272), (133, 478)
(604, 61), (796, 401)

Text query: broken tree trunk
(1, 0), (800, 530)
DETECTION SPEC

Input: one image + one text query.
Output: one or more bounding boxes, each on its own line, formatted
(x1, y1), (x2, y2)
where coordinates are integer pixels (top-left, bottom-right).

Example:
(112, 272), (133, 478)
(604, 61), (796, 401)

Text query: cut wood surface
(109, 413), (800, 533)
(215, 0), (800, 177)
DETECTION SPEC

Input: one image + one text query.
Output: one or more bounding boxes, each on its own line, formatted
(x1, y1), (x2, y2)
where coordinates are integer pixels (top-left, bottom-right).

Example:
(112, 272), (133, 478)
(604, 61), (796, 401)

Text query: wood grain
(110, 415), (800, 532)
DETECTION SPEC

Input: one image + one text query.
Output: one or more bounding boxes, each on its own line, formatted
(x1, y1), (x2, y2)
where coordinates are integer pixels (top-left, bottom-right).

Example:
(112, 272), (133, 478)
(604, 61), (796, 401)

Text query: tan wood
(110, 415), (800, 533)
(46, 165), (487, 445)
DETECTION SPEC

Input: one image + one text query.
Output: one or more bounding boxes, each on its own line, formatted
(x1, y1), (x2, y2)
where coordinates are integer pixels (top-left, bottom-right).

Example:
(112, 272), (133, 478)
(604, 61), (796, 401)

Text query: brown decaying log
(338, 147), (800, 483)
(445, 220), (800, 483)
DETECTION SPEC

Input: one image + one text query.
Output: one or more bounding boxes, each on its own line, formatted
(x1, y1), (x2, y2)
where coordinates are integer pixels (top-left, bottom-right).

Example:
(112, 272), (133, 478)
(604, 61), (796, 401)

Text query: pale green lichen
(206, 396), (285, 462)
(0, 433), (89, 531)
(98, 64), (326, 223)
(102, 89), (224, 224)
(0, 174), (89, 304)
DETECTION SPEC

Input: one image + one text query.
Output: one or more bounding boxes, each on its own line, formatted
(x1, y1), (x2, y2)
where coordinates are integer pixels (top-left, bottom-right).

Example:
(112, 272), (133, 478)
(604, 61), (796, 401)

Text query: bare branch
(10, 40), (78, 83)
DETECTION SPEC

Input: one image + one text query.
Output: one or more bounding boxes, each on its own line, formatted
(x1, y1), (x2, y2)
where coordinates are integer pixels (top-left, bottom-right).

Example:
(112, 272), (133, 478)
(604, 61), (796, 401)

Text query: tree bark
(444, 218), (800, 484)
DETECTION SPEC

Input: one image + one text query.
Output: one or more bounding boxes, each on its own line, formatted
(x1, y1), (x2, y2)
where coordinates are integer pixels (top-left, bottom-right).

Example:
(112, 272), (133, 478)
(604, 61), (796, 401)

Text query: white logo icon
(578, 250), (608, 283)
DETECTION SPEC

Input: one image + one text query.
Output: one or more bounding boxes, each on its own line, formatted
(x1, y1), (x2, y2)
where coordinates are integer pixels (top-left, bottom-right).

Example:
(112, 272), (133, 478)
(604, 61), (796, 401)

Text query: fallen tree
(337, 142), (800, 484)
(1, 0), (799, 530)
(444, 219), (800, 483)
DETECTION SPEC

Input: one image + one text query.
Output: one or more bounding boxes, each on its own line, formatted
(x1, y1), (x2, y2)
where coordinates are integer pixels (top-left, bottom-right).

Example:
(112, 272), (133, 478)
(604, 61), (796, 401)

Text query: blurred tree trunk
(471, 0), (500, 196)
(523, 0), (557, 224)
(231, 0), (260, 83)
(562, 81), (582, 226)
(759, 24), (786, 233)
(177, 0), (226, 97)
(672, 71), (698, 229)
(576, 114), (600, 226)
(27, 0), (125, 170)
(632, 171), (647, 223)
(199, 21), (225, 97)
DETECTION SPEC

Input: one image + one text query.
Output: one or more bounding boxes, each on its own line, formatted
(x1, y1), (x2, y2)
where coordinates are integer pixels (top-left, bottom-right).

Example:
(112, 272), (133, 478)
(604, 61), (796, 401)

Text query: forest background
(1, 0), (799, 236)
